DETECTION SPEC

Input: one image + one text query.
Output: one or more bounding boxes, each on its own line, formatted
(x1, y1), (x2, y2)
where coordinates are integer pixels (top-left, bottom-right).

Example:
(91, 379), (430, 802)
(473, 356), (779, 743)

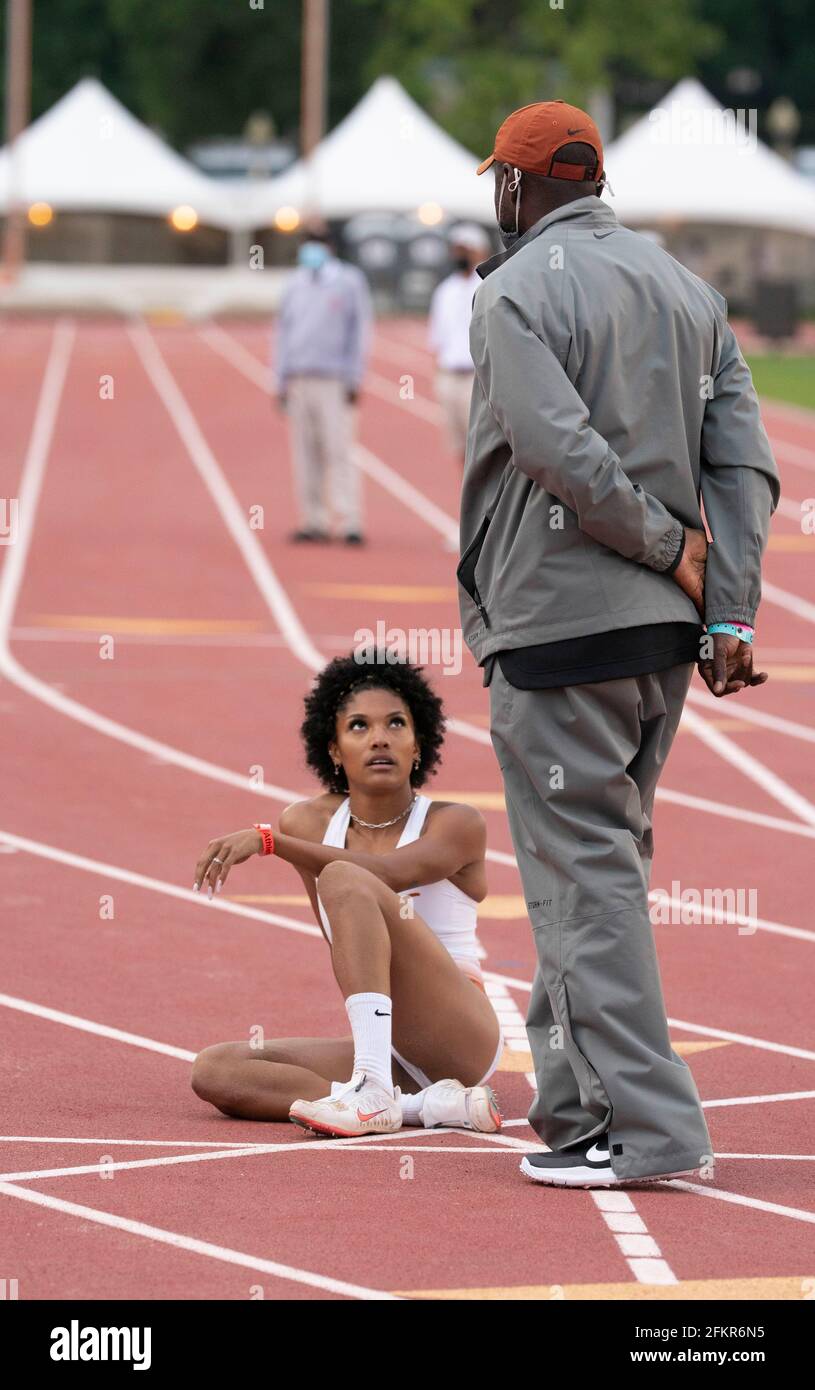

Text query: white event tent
(605, 77), (815, 238)
(244, 75), (495, 227)
(0, 77), (238, 229)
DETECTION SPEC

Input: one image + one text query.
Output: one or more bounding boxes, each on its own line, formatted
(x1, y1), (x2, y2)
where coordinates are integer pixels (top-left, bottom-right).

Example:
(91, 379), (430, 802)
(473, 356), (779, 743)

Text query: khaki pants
(435, 369), (474, 457)
(287, 375), (361, 534)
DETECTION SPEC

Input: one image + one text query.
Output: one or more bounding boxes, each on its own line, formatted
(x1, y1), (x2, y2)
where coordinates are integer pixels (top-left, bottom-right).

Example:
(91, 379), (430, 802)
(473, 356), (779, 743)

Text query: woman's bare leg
(192, 862), (501, 1123)
(191, 1036), (421, 1121)
(315, 861), (501, 1087)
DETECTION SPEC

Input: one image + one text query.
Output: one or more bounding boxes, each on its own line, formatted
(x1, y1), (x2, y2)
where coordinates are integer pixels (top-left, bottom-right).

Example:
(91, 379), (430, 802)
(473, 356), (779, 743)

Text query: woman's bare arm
(194, 798), (486, 896)
(274, 799), (486, 893)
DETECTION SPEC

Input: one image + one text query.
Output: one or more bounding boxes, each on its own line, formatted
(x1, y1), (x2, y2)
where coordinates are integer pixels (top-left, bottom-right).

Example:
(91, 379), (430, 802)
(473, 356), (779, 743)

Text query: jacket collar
(476, 195), (618, 279)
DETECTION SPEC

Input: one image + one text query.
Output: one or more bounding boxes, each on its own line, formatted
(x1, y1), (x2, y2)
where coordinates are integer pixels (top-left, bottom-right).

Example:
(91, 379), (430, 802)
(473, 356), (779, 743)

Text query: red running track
(0, 314), (813, 1301)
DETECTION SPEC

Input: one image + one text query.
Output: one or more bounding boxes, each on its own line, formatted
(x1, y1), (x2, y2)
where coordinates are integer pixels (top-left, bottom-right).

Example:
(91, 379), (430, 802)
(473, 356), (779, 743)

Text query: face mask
(298, 240), (330, 270)
(497, 167), (523, 250)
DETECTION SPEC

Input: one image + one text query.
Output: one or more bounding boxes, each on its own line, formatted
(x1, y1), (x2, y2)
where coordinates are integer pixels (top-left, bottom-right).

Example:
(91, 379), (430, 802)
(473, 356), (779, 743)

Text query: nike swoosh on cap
(567, 126), (585, 135)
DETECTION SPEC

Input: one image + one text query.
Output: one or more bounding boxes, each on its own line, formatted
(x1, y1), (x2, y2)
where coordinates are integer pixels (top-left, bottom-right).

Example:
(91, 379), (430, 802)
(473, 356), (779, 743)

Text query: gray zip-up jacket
(457, 196), (781, 665)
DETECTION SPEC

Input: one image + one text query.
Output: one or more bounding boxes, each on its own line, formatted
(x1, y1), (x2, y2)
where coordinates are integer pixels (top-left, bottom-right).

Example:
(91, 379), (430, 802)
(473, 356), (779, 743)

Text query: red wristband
(253, 823), (275, 856)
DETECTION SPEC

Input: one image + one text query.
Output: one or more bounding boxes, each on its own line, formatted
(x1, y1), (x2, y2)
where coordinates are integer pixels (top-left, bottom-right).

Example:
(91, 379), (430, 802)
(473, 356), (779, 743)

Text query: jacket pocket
(456, 513), (492, 628)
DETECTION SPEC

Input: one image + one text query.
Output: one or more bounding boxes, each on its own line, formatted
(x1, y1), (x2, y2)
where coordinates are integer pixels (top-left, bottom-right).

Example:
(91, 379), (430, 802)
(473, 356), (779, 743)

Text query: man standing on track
(457, 100), (781, 1187)
(274, 220), (372, 545)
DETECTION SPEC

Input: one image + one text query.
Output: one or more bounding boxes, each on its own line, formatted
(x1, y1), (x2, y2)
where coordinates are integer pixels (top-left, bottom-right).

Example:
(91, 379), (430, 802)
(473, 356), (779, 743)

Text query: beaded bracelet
(253, 823), (275, 855)
(707, 622), (754, 645)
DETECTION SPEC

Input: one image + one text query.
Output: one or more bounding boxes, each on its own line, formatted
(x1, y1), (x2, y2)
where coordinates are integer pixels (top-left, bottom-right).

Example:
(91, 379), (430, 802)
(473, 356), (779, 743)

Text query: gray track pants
(487, 658), (713, 1181)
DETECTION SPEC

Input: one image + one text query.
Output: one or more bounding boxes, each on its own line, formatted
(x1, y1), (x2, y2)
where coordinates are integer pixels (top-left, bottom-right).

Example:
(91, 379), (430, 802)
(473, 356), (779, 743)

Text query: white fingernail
(207, 886), (213, 899)
(193, 883), (199, 892)
(216, 880), (222, 893)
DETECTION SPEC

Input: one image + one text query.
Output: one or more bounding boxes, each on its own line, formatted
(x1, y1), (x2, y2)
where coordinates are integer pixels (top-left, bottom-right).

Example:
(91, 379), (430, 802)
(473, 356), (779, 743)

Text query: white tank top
(316, 794), (485, 979)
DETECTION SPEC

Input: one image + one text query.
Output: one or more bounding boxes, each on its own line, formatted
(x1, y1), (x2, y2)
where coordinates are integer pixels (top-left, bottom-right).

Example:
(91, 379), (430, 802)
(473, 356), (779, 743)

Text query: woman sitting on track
(191, 652), (504, 1138)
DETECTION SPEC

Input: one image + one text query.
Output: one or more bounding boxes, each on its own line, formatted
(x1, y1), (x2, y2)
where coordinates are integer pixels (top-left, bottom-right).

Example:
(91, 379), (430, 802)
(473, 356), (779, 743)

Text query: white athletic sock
(399, 1089), (429, 1126)
(344, 992), (394, 1095)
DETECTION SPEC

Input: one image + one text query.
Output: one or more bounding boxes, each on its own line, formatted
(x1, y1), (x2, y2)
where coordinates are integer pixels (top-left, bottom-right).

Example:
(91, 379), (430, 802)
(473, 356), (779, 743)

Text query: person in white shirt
(428, 224), (492, 465)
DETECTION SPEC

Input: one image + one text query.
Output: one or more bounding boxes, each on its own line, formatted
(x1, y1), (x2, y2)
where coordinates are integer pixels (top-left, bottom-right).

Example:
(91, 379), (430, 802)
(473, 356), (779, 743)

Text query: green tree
(361, 0), (721, 153)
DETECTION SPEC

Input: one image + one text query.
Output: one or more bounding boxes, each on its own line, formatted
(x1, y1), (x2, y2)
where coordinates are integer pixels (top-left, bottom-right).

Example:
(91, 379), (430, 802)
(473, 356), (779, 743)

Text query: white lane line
(772, 439), (815, 475)
(0, 1135), (276, 1148)
(655, 787), (815, 840)
(668, 1017), (815, 1063)
(8, 627), (350, 651)
(197, 323), (273, 390)
(0, 1182), (400, 1300)
(714, 1154), (815, 1161)
(702, 1090), (815, 1109)
(666, 1179), (815, 1225)
(0, 829), (323, 936)
(485, 846), (517, 865)
(0, 1146), (278, 1182)
(685, 686), (815, 746)
(0, 991), (197, 1062)
(762, 579), (815, 626)
(588, 1190), (677, 1284)
(0, 1142), (528, 1184)
(647, 889), (815, 944)
(680, 703), (815, 828)
(356, 443), (457, 543)
(0, 321), (74, 636)
(775, 496), (812, 522)
(127, 319), (324, 674)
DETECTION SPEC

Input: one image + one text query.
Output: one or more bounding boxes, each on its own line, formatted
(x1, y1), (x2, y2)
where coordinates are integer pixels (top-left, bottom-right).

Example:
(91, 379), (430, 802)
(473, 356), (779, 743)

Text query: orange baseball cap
(476, 100), (604, 182)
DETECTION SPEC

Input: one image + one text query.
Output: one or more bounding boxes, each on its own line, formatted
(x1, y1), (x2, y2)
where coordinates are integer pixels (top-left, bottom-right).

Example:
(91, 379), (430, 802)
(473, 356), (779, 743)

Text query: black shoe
(290, 528), (328, 543)
(520, 1134), (697, 1188)
(520, 1135), (618, 1188)
(343, 532), (365, 545)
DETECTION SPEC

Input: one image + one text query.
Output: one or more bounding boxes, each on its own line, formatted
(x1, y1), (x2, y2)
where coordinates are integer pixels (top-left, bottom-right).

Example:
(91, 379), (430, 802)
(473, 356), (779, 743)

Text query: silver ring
(212, 857), (224, 865)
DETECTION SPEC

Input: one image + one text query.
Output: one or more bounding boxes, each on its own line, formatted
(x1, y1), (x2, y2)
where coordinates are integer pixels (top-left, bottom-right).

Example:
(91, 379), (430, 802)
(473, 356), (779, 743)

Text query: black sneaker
(520, 1135), (698, 1188)
(520, 1135), (618, 1188)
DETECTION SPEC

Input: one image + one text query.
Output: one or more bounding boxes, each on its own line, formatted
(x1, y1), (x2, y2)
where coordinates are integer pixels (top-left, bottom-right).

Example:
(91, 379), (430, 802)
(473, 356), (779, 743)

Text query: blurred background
(1, 0), (814, 375)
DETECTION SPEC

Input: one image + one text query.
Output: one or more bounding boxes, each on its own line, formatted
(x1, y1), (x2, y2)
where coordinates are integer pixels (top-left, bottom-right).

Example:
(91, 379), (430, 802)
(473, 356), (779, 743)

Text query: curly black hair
(301, 651), (445, 794)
